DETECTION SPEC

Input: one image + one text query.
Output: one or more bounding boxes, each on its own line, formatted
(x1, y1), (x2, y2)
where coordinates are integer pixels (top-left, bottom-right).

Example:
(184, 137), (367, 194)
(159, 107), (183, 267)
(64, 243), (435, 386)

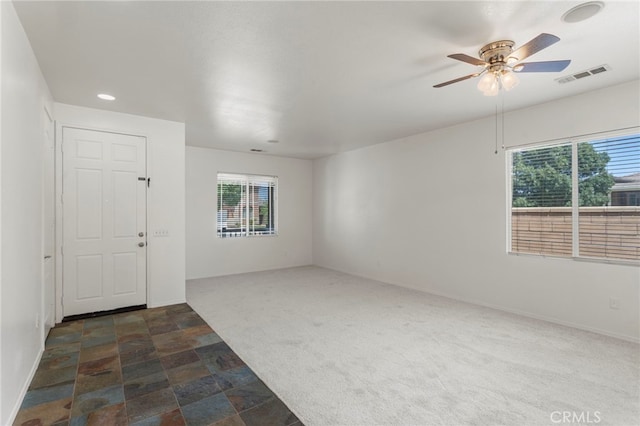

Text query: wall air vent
(556, 64), (611, 84)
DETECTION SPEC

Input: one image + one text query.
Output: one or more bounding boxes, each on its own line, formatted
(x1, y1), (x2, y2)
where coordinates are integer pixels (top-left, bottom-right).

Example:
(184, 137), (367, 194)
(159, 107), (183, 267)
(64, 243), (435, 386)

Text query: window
(217, 173), (277, 238)
(509, 130), (639, 262)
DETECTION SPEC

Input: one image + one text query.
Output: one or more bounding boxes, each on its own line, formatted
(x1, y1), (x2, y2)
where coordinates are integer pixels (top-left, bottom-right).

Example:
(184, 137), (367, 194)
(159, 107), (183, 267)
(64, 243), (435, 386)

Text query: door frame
(42, 104), (55, 337)
(55, 123), (149, 323)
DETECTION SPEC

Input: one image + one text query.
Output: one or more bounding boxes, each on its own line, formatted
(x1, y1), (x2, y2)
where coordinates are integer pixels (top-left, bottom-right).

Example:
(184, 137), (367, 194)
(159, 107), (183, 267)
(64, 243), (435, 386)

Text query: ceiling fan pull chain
(501, 92), (506, 152)
(495, 103), (499, 155)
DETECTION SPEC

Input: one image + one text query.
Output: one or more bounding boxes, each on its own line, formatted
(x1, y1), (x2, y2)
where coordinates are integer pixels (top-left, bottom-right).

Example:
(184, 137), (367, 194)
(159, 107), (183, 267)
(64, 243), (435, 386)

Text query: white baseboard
(323, 265), (640, 344)
(423, 287), (640, 343)
(6, 345), (44, 426)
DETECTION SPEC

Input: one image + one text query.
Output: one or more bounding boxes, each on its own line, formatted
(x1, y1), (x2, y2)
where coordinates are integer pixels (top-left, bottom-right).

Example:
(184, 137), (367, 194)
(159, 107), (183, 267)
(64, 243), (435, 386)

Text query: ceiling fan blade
(509, 33), (560, 62)
(447, 53), (487, 67)
(514, 60), (571, 73)
(433, 73), (481, 88)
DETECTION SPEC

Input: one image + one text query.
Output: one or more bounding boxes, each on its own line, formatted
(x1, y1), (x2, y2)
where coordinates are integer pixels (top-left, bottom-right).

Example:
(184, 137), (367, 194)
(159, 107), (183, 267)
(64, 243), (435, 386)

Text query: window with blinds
(509, 130), (639, 262)
(217, 173), (277, 238)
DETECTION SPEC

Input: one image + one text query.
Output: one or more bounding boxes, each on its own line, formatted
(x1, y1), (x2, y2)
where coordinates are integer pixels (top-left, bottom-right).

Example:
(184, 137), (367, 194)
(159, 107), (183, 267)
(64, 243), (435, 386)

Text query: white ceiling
(14, 1), (640, 159)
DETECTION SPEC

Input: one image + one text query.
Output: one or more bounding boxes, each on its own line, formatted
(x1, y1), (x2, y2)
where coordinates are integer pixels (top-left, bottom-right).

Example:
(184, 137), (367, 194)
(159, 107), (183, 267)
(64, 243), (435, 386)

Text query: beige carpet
(186, 266), (639, 426)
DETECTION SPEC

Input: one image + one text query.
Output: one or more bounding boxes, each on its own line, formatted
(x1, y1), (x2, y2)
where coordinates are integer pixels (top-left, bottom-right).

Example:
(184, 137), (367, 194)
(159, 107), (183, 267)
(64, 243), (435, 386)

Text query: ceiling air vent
(556, 64), (611, 84)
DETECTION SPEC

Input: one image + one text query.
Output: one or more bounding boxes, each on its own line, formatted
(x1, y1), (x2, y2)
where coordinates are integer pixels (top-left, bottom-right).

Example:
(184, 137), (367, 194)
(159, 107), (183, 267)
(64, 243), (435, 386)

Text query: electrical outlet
(609, 297), (620, 310)
(153, 229), (169, 237)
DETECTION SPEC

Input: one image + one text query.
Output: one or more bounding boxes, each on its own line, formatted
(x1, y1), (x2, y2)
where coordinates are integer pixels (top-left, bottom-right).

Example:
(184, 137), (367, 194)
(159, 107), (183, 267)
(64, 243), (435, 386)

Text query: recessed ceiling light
(562, 1), (604, 23)
(97, 93), (116, 101)
(267, 139), (279, 144)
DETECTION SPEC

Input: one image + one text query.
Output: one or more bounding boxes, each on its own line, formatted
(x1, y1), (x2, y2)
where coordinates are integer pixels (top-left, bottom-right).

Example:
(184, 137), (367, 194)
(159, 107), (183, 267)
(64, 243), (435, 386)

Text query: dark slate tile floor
(14, 304), (302, 426)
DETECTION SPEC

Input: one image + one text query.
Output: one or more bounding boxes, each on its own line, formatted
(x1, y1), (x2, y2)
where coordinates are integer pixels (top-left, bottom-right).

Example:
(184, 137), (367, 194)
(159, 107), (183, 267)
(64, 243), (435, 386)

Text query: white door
(62, 127), (147, 316)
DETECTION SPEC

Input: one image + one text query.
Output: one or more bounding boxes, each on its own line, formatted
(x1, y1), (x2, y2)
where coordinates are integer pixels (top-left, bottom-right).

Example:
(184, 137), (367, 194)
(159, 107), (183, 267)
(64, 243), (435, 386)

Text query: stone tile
(14, 397), (72, 426)
(117, 332), (152, 344)
(148, 319), (180, 335)
(239, 398), (299, 426)
(41, 343), (81, 362)
(225, 381), (276, 413)
(181, 393), (237, 426)
(81, 323), (115, 338)
(75, 368), (122, 395)
(130, 408), (186, 426)
(40, 350), (80, 371)
(82, 324), (115, 339)
(78, 355), (118, 375)
(183, 324), (215, 337)
(15, 304), (301, 426)
(196, 342), (245, 372)
(160, 349), (200, 370)
(212, 415), (247, 426)
(124, 371), (171, 400)
(165, 303), (193, 316)
(82, 316), (114, 331)
(119, 337), (155, 355)
(115, 321), (149, 337)
(29, 365), (77, 390)
(152, 330), (196, 356)
(70, 402), (127, 426)
(113, 312), (147, 326)
(172, 312), (207, 329)
(71, 384), (125, 417)
(126, 387), (178, 423)
(81, 333), (117, 349)
(21, 382), (74, 410)
(173, 375), (221, 406)
(122, 358), (164, 382)
(49, 321), (84, 337)
(193, 332), (223, 348)
(209, 366), (259, 391)
(46, 332), (82, 348)
(120, 346), (158, 366)
(141, 307), (170, 321)
(165, 361), (210, 386)
(87, 403), (127, 425)
(78, 342), (118, 363)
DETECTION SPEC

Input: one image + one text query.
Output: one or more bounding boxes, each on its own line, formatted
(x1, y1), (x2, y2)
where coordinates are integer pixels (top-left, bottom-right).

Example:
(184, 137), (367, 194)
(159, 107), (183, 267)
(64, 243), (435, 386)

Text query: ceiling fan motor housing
(479, 40), (515, 69)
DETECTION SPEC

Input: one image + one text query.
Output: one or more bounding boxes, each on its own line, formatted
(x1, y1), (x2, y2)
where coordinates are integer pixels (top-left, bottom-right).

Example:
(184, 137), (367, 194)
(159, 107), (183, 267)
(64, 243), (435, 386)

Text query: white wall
(186, 147), (312, 279)
(0, 2), (54, 423)
(313, 80), (640, 342)
(54, 104), (186, 310)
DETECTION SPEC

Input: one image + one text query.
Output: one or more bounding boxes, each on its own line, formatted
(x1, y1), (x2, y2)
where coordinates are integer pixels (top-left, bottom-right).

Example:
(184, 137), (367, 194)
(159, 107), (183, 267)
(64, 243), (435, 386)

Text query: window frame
(216, 172), (278, 238)
(506, 127), (640, 265)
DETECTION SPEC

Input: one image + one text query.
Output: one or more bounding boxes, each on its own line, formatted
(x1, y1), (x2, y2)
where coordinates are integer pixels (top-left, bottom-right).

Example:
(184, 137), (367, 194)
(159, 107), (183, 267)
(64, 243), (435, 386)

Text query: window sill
(508, 251), (639, 267)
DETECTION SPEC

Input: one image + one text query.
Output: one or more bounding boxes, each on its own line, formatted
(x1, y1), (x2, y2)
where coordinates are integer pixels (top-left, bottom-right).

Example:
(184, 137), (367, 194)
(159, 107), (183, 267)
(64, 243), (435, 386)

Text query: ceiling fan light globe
(477, 72), (497, 92)
(501, 71), (520, 91)
(482, 77), (500, 96)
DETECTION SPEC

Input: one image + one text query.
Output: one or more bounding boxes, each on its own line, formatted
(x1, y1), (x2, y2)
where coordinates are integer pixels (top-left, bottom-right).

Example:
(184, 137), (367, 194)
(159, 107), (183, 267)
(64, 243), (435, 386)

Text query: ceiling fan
(433, 33), (571, 96)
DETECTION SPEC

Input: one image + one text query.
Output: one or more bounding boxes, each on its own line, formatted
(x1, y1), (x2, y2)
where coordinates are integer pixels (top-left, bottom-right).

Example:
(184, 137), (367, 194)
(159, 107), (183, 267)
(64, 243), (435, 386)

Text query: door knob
(138, 242), (145, 247)
(138, 232), (144, 237)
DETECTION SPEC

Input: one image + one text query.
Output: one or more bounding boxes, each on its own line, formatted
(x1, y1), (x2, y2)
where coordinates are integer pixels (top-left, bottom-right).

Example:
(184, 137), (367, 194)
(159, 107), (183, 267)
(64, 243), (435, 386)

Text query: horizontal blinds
(578, 135), (640, 260)
(511, 144), (573, 256)
(512, 144), (573, 208)
(217, 173), (277, 238)
(510, 132), (639, 262)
